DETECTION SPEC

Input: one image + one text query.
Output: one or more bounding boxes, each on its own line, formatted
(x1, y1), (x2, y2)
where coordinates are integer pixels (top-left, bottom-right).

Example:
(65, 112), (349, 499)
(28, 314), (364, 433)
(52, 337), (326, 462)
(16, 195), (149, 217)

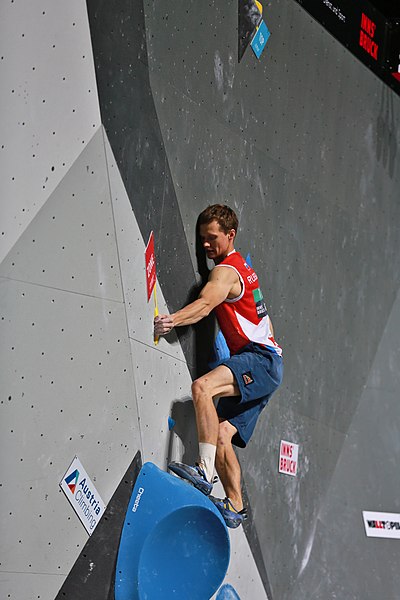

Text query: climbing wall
(1, 0), (400, 599)
(0, 3), (142, 597)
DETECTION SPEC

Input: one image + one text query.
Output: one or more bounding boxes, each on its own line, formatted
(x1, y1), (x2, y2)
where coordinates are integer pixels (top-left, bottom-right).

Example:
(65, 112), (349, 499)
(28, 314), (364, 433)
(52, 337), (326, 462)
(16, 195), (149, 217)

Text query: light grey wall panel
(0, 277), (140, 579)
(211, 526), (267, 600)
(129, 338), (194, 465)
(0, 129), (122, 302)
(0, 126), (143, 597)
(0, 0), (101, 263)
(0, 572), (64, 600)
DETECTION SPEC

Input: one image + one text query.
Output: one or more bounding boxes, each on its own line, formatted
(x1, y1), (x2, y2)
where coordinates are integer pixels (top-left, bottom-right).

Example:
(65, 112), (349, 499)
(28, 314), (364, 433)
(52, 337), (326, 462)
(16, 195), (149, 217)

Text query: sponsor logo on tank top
(253, 288), (268, 319)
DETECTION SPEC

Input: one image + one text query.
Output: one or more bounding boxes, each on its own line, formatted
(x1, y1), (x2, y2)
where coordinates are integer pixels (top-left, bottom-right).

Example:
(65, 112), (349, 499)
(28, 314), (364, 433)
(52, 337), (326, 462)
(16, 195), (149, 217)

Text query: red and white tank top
(213, 251), (282, 356)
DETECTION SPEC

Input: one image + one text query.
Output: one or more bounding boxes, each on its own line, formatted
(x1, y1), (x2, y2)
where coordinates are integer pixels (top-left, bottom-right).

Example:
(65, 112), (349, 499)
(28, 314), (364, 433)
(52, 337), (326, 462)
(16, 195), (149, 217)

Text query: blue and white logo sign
(251, 20), (271, 59)
(60, 456), (106, 535)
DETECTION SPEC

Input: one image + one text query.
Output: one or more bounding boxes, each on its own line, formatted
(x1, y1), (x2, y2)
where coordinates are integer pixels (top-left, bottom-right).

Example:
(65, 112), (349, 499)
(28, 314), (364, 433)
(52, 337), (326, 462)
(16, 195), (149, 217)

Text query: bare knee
(217, 421), (235, 448)
(191, 377), (211, 406)
(191, 377), (204, 399)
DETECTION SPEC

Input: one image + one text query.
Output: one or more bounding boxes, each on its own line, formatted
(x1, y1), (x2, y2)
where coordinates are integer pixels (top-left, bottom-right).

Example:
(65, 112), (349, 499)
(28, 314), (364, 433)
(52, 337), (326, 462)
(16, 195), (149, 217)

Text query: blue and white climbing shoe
(209, 496), (248, 529)
(168, 461), (214, 496)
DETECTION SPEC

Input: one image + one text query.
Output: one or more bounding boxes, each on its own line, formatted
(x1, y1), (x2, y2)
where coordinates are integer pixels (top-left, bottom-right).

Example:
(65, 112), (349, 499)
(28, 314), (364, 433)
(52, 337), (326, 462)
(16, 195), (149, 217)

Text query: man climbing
(154, 204), (283, 528)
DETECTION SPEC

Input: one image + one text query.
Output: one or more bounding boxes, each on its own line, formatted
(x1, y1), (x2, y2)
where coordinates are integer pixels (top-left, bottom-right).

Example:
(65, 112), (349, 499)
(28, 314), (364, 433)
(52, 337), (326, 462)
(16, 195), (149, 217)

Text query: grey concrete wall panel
(86, 0), (216, 378)
(0, 129), (122, 301)
(0, 0), (101, 263)
(55, 451), (142, 600)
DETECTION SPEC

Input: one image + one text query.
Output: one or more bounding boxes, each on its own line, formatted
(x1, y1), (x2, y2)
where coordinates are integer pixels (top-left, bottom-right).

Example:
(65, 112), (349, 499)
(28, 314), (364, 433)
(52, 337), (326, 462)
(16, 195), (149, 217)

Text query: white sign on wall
(363, 511), (400, 539)
(279, 440), (299, 477)
(60, 456), (106, 535)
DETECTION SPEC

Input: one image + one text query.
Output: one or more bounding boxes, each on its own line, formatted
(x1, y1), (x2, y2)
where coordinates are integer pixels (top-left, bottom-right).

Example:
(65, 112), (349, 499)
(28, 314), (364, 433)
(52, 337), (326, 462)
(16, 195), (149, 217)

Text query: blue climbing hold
(115, 462), (230, 600)
(216, 583), (242, 599)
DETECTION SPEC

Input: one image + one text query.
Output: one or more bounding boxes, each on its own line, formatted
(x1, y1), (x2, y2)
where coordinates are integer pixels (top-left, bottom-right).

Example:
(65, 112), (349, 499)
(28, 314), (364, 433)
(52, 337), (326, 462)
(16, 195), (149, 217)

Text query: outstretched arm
(154, 266), (238, 336)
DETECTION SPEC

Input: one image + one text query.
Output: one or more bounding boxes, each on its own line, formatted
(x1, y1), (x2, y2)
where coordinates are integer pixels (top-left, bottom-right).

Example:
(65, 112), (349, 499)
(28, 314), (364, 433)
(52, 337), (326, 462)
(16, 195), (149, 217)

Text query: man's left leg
(209, 419), (248, 528)
(215, 420), (243, 511)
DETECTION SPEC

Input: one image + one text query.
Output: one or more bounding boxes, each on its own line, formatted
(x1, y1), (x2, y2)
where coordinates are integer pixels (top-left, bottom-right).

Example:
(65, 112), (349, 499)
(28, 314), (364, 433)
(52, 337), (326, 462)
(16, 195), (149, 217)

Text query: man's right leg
(168, 365), (240, 494)
(191, 365), (240, 446)
(190, 364), (240, 482)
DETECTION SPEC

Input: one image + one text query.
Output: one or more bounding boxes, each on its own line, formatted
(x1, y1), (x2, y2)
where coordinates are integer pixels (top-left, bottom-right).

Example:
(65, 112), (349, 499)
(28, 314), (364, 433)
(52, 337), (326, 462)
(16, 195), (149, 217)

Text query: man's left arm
(154, 267), (237, 336)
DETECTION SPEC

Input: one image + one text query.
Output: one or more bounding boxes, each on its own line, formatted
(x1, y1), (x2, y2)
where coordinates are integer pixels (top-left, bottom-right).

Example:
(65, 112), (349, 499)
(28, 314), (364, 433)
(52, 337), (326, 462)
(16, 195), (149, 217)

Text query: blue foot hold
(115, 462), (230, 600)
(217, 583), (242, 599)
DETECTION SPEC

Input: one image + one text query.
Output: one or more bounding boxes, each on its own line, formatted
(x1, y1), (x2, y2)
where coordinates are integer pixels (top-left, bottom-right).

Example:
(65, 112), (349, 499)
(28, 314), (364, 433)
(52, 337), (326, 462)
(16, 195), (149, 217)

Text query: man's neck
(213, 248), (235, 265)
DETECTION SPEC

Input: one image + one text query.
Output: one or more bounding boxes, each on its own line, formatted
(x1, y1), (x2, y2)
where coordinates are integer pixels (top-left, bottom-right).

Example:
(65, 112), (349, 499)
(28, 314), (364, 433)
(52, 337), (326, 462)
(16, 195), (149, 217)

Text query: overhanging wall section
(143, 1), (400, 598)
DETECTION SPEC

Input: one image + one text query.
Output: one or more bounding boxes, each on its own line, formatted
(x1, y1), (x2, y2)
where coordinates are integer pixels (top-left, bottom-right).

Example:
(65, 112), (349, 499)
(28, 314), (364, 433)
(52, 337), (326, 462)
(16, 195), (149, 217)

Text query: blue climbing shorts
(216, 342), (283, 448)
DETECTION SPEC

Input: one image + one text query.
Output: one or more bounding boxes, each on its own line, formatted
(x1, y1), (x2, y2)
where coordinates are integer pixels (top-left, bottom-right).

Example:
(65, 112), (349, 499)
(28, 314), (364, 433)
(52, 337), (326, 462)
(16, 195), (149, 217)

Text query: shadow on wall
(161, 215), (217, 379)
(165, 215), (230, 464)
(167, 397), (198, 466)
(376, 84), (398, 178)
(193, 214), (219, 377)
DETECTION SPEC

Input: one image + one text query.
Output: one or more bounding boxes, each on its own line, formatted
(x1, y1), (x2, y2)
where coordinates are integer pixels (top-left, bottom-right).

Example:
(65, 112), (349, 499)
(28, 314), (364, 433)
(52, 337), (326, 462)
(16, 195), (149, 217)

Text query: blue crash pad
(115, 462), (230, 600)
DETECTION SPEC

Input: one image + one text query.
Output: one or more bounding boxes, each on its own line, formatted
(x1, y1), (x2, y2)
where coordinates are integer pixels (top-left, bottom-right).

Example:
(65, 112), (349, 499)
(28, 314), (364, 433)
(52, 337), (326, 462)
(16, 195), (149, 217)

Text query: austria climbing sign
(60, 456), (106, 535)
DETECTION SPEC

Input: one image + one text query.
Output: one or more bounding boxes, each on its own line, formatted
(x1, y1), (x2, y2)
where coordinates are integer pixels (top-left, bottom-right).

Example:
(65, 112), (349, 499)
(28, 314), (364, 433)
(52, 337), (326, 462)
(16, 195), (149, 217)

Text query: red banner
(145, 231), (156, 302)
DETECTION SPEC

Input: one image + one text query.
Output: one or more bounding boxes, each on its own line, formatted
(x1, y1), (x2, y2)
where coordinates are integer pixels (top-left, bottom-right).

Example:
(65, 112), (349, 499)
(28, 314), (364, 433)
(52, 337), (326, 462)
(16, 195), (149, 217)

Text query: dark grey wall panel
(296, 291), (400, 600)
(148, 70), (400, 434)
(142, 1), (400, 598)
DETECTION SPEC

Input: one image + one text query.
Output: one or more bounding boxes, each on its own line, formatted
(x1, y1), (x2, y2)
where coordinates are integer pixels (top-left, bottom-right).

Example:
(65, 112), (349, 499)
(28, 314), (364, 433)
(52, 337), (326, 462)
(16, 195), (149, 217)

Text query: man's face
(199, 220), (235, 263)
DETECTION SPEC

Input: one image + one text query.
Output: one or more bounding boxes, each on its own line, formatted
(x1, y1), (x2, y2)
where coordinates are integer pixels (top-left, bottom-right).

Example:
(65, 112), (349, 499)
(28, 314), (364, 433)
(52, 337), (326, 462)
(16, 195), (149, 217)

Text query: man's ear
(228, 229), (236, 241)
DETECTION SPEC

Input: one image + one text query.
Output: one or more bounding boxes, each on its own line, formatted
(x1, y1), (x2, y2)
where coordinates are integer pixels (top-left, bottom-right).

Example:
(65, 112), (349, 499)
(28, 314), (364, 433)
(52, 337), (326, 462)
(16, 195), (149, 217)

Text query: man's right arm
(154, 266), (238, 336)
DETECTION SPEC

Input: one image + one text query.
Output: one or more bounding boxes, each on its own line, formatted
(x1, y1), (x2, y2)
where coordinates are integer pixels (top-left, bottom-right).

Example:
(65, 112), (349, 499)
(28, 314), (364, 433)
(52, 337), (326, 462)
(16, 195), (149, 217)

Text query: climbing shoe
(209, 496), (248, 528)
(168, 461), (215, 496)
